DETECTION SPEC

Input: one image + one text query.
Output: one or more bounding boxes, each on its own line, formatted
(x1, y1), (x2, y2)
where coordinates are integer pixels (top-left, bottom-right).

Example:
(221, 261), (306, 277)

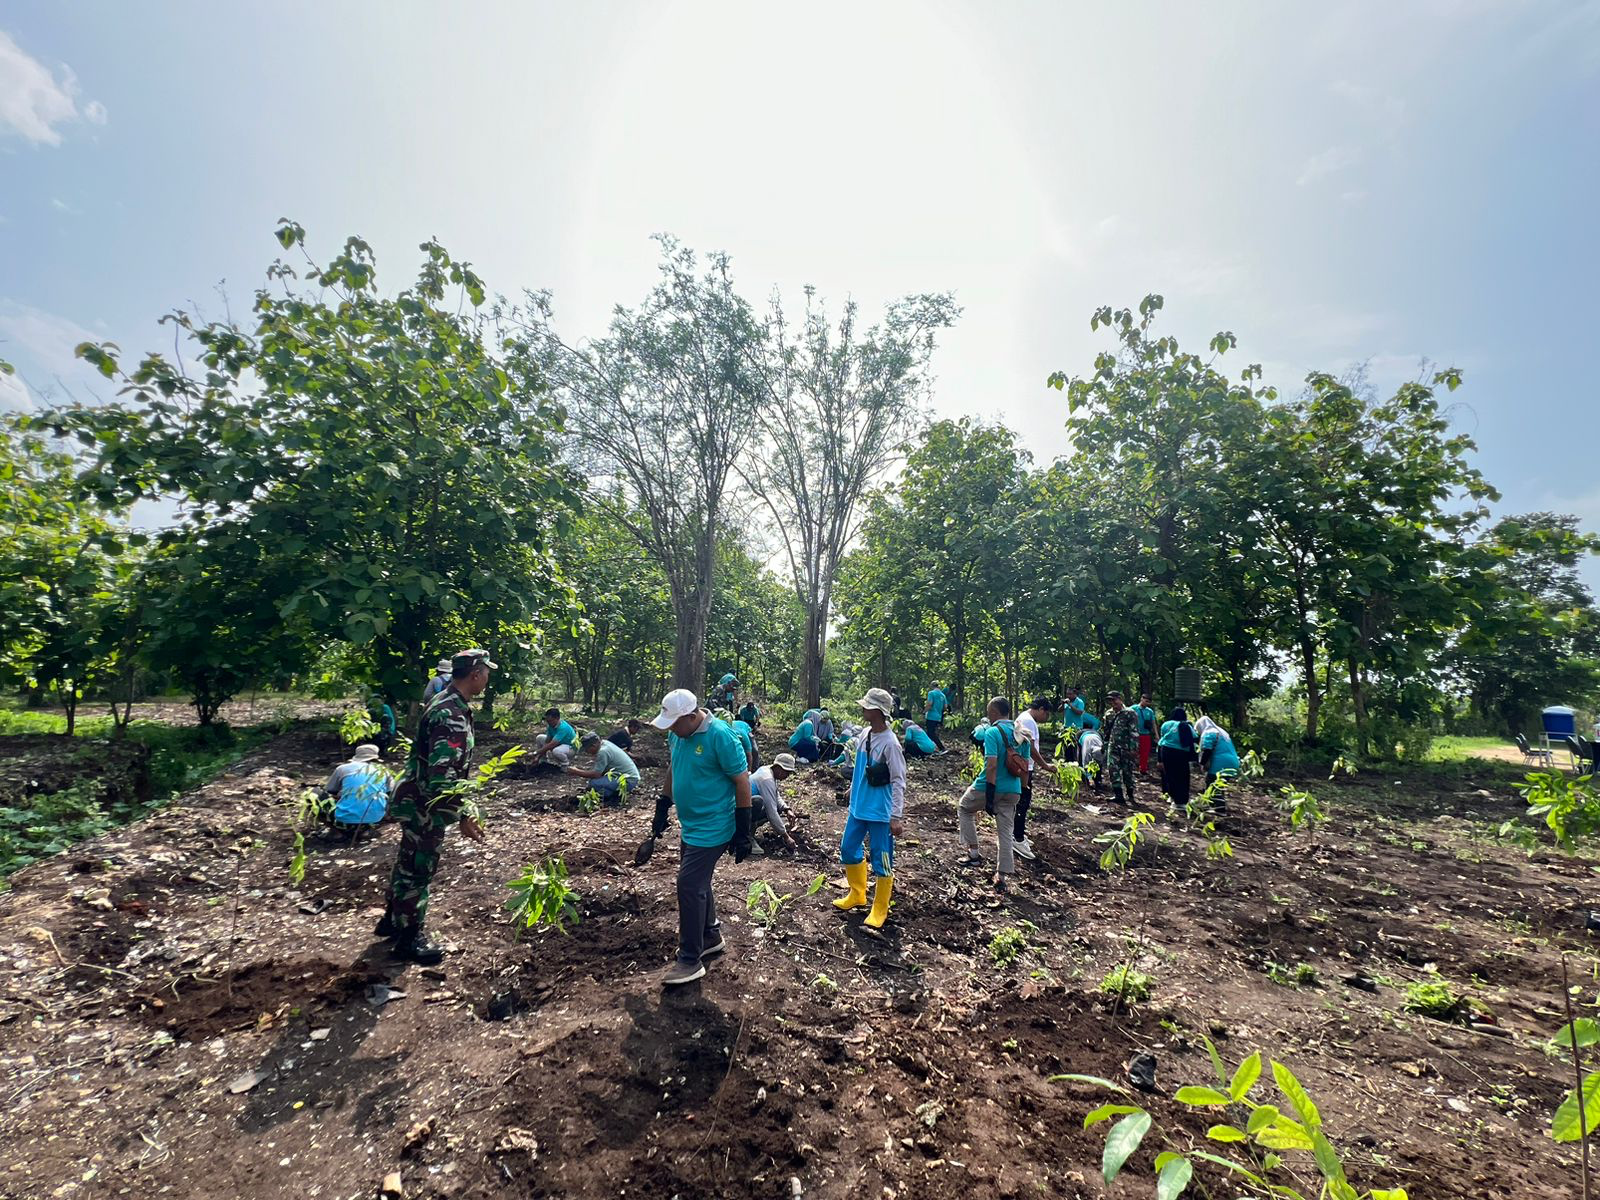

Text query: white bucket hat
(772, 753), (798, 773)
(857, 687), (894, 717)
(651, 688), (699, 730)
(353, 743), (380, 762)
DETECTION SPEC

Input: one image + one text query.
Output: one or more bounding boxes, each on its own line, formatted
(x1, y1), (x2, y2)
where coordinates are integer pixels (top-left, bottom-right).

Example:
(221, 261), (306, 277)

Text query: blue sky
(3, 2), (1598, 579)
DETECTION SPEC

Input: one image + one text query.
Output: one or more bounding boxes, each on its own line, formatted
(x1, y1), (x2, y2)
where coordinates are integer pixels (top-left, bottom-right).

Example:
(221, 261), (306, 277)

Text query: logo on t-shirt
(695, 744), (703, 755)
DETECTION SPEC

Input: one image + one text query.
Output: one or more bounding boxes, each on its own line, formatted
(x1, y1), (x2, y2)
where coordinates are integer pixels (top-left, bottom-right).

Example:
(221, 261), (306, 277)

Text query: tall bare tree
(749, 290), (958, 707)
(522, 238), (764, 689)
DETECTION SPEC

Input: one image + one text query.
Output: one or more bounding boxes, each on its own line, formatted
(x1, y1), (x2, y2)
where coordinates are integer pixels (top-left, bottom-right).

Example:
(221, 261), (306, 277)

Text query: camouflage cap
(452, 648), (498, 673)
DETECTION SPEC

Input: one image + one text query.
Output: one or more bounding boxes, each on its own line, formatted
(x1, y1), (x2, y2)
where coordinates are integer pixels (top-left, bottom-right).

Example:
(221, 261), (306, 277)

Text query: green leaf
(1174, 1086), (1231, 1106)
(1370, 1189), (1410, 1200)
(1101, 1110), (1151, 1184)
(1253, 1119), (1315, 1151)
(1552, 1071), (1600, 1142)
(1188, 1150), (1267, 1186)
(1156, 1156), (1193, 1200)
(1206, 1124), (1247, 1142)
(1270, 1059), (1321, 1130)
(1554, 1018), (1600, 1049)
(1245, 1104), (1279, 1134)
(1084, 1103), (1141, 1128)
(1228, 1050), (1261, 1101)
(1311, 1129), (1348, 1184)
(1201, 1034), (1227, 1083)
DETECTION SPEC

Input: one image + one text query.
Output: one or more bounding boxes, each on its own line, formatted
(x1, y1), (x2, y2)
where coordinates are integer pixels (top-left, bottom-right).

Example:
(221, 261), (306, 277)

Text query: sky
(2, 2), (1598, 578)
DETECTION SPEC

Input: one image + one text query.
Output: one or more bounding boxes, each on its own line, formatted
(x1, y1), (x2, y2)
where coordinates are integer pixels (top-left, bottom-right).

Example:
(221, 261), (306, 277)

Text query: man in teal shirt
(531, 707), (580, 767)
(650, 688), (753, 986)
(925, 684), (948, 751)
(955, 696), (1031, 893)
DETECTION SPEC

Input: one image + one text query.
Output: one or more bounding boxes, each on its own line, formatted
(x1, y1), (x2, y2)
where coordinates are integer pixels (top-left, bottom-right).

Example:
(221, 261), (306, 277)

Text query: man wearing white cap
(649, 688), (754, 986)
(421, 658), (451, 705)
(324, 742), (392, 828)
(833, 687), (906, 929)
(748, 753), (799, 853)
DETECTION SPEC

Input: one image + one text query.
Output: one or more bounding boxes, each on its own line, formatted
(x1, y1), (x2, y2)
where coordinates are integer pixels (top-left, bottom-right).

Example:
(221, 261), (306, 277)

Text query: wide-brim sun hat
(353, 744), (380, 762)
(773, 753), (798, 772)
(857, 688), (894, 716)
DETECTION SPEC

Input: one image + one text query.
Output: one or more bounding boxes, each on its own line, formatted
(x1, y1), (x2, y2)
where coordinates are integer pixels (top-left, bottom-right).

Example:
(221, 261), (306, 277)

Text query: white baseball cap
(651, 688), (699, 729)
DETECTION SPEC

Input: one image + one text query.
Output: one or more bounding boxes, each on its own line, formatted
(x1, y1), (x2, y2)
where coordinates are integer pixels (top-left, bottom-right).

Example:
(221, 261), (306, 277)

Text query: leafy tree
(526, 237), (764, 689)
(1449, 513), (1600, 731)
(748, 289), (958, 707)
(55, 222), (578, 710)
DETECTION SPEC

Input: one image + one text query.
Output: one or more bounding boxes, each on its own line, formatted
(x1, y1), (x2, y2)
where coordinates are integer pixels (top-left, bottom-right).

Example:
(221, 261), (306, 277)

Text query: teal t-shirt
(730, 720), (755, 760)
(718, 673), (736, 688)
(1063, 698), (1085, 730)
(1081, 711), (1101, 732)
(1201, 730), (1239, 773)
(545, 720), (578, 747)
(972, 719), (1030, 795)
(737, 703), (760, 725)
(1159, 720), (1193, 750)
(789, 719), (816, 748)
(1137, 705), (1156, 735)
(669, 716), (749, 847)
(927, 688), (947, 720)
(905, 726), (936, 754)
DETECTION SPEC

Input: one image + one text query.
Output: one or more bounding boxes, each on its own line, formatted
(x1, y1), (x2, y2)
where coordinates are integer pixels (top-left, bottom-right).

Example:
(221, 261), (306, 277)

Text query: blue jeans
(791, 737), (819, 763)
(840, 814), (894, 877)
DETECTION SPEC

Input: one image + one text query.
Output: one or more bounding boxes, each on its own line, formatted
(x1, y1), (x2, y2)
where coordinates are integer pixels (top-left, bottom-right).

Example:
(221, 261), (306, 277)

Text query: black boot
(374, 911), (396, 938)
(390, 924), (445, 965)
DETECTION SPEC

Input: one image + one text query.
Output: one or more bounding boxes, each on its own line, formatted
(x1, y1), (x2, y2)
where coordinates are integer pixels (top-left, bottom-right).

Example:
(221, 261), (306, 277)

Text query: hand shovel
(634, 832), (660, 866)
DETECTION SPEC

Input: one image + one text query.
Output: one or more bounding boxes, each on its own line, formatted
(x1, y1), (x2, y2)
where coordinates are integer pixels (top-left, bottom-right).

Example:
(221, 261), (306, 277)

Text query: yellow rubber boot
(832, 861), (869, 912)
(863, 875), (893, 929)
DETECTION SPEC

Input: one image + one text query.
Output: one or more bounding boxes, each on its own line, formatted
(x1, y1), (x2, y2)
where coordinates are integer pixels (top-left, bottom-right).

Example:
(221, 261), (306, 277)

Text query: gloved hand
(984, 781), (996, 815)
(652, 793), (672, 838)
(730, 806), (754, 863)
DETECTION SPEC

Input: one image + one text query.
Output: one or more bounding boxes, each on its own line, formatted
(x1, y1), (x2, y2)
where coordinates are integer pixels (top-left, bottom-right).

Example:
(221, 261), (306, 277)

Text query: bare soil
(0, 723), (1594, 1199)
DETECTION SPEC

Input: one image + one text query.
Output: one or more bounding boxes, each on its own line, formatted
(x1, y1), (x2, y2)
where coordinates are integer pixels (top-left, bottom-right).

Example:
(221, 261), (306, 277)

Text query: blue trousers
(840, 814), (894, 877)
(791, 738), (819, 763)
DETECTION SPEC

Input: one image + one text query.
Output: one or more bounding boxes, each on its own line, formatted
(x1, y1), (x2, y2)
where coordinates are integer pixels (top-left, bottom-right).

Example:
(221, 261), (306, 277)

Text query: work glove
(730, 806), (754, 863)
(984, 781), (997, 815)
(652, 793), (672, 838)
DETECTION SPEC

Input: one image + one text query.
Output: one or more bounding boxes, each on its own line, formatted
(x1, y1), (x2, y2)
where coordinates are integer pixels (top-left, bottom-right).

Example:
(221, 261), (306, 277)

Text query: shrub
(1099, 963), (1154, 1003)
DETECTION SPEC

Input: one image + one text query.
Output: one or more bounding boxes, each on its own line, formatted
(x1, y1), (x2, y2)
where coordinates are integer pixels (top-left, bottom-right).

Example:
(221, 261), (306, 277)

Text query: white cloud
(1296, 145), (1360, 187)
(50, 197), (81, 215)
(0, 368), (33, 411)
(0, 29), (105, 145)
(0, 299), (106, 404)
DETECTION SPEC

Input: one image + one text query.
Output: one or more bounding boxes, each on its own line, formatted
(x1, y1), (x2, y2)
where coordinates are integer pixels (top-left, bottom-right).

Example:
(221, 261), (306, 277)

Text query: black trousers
(1160, 746), (1193, 810)
(1014, 780), (1032, 841)
(926, 719), (945, 750)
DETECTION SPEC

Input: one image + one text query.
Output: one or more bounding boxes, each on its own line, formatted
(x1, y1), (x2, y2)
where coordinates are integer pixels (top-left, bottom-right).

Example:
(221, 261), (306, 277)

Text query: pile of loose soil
(0, 722), (1593, 1198)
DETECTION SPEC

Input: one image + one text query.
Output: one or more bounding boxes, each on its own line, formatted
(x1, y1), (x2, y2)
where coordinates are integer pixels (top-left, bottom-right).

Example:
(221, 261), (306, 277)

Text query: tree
(525, 238), (765, 690)
(1449, 513), (1600, 731)
(748, 289), (958, 707)
(58, 223), (578, 710)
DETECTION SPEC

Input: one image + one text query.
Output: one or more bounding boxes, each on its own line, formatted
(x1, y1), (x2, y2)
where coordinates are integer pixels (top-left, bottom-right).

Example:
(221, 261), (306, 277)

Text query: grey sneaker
(700, 934), (726, 959)
(663, 960), (707, 986)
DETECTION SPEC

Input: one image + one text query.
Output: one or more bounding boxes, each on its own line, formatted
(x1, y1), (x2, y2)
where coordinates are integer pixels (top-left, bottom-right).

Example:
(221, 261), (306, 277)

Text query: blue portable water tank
(1543, 706), (1577, 739)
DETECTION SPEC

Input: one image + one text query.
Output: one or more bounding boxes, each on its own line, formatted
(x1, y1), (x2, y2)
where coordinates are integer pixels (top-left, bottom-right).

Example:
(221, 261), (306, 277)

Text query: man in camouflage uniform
(377, 648), (494, 964)
(1103, 690), (1139, 807)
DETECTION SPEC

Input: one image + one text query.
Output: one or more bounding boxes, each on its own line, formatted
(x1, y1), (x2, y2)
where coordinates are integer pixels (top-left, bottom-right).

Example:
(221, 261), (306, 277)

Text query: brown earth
(0, 722), (1595, 1199)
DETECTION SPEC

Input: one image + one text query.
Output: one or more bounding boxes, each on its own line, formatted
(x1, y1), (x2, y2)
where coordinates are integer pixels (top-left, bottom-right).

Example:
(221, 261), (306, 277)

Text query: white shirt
(1015, 711), (1041, 749)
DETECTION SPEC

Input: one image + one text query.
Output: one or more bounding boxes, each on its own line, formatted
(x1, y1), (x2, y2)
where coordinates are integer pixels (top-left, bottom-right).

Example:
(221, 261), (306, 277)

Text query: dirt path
(0, 726), (1593, 1198)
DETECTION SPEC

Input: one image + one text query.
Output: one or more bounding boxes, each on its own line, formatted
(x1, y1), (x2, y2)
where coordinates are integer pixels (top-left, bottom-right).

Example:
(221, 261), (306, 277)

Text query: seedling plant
(1510, 771), (1600, 851)
(338, 708), (380, 746)
(505, 857), (579, 935)
(1096, 811), (1155, 872)
(990, 920), (1037, 967)
(1187, 776), (1233, 861)
(1276, 786), (1325, 837)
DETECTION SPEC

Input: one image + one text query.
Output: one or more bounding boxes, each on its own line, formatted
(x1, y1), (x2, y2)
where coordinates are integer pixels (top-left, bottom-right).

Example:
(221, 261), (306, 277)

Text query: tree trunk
(952, 596), (966, 715)
(799, 600), (826, 709)
(1348, 657), (1369, 757)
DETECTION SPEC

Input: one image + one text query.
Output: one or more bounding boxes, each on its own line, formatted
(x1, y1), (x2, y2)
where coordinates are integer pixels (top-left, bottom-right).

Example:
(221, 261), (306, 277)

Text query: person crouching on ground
(379, 649), (494, 965)
(566, 731), (642, 805)
(324, 742), (392, 833)
(530, 707), (580, 767)
(902, 718), (938, 758)
(789, 712), (821, 763)
(749, 752), (800, 855)
(650, 689), (754, 986)
(833, 688), (906, 929)
(956, 696), (1031, 894)
(1195, 715), (1239, 811)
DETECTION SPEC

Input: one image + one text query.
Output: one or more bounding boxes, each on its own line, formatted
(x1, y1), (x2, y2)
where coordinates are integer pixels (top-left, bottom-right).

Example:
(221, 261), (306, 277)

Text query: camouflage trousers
(1106, 740), (1136, 802)
(383, 791), (458, 934)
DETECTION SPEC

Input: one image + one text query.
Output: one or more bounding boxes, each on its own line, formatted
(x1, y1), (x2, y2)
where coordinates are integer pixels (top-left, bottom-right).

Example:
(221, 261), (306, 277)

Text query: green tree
(748, 289), (958, 707)
(57, 223), (577, 710)
(526, 237), (765, 690)
(1450, 512), (1600, 731)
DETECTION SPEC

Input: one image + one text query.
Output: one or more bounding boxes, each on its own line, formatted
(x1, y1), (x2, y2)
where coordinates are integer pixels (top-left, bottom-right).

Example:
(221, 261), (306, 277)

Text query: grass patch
(1098, 963), (1154, 1003)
